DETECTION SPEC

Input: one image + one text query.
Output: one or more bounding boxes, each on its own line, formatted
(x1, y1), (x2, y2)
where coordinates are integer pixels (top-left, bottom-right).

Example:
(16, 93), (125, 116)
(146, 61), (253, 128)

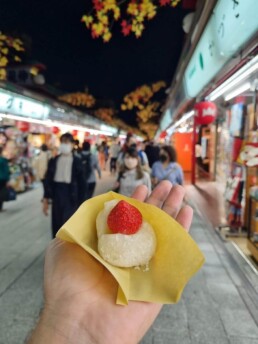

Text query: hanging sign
(194, 101), (217, 125)
(183, 0), (258, 98)
(0, 88), (50, 120)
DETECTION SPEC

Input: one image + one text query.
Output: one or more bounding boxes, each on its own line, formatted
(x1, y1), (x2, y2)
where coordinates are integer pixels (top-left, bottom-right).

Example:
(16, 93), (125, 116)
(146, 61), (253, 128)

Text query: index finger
(146, 181), (173, 208)
(131, 185), (148, 202)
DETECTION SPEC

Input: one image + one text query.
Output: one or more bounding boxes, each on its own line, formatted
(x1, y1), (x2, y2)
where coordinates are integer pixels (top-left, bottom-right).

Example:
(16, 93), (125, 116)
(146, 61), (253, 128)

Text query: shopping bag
(5, 187), (17, 202)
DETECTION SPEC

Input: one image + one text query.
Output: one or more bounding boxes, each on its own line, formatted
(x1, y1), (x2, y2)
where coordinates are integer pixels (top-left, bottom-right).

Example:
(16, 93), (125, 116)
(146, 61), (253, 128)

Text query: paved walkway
(0, 173), (258, 344)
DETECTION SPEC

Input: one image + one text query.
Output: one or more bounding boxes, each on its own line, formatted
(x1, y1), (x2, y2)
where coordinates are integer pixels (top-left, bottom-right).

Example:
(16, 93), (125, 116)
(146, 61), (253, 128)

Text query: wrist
(27, 304), (96, 344)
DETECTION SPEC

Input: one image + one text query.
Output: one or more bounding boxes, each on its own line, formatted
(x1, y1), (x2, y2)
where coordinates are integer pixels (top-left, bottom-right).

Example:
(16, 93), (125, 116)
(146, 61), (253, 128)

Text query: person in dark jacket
(0, 146), (10, 211)
(144, 140), (160, 168)
(80, 141), (101, 200)
(42, 133), (86, 238)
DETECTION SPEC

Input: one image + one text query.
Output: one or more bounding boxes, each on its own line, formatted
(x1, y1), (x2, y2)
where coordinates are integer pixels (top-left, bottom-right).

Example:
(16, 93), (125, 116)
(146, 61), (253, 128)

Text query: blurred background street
(0, 0), (258, 343)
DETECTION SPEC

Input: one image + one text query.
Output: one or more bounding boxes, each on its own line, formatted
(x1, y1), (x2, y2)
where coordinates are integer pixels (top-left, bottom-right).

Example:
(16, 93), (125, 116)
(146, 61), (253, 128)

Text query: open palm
(43, 181), (193, 344)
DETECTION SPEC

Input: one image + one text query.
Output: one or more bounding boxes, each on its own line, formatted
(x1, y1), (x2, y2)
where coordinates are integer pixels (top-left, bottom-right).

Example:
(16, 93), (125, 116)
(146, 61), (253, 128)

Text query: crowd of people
(0, 132), (184, 237)
(40, 132), (183, 238)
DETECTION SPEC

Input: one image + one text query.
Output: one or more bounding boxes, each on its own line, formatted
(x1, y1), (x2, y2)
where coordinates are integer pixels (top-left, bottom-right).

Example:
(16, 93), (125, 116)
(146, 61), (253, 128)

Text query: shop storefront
(205, 59), (258, 262)
(158, 0), (258, 262)
(0, 82), (123, 192)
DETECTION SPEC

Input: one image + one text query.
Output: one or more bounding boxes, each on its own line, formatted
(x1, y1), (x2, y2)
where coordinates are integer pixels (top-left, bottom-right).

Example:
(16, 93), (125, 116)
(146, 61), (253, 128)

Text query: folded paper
(57, 192), (205, 305)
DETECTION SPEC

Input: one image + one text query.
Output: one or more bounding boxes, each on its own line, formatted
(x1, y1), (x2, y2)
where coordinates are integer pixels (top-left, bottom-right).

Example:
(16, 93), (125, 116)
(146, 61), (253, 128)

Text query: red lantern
(16, 121), (30, 132)
(194, 101), (217, 125)
(159, 131), (167, 139)
(52, 126), (60, 134)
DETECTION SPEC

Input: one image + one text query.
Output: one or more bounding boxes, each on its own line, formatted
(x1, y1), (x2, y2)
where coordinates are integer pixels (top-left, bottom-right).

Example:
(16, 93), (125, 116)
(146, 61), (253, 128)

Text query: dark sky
(1, 0), (189, 125)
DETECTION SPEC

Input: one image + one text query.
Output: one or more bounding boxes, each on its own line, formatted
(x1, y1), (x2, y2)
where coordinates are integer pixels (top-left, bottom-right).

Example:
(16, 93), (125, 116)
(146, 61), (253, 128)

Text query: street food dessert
(56, 191), (205, 305)
(96, 200), (156, 268)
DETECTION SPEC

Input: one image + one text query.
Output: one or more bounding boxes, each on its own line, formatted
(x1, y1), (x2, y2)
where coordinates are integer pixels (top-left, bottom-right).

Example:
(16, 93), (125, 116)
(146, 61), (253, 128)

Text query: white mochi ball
(96, 200), (157, 268)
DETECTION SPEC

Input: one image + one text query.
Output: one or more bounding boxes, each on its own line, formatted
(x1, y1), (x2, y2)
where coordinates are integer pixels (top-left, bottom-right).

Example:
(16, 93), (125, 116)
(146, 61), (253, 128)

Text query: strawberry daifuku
(107, 200), (143, 235)
(96, 199), (157, 268)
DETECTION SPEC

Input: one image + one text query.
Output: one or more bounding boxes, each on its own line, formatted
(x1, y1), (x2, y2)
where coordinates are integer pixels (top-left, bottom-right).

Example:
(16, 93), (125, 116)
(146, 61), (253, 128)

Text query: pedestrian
(33, 144), (51, 190)
(144, 140), (160, 168)
(42, 133), (86, 238)
(109, 138), (120, 174)
(114, 146), (151, 197)
(195, 143), (203, 177)
(27, 182), (193, 344)
(136, 141), (150, 172)
(116, 132), (135, 168)
(98, 141), (107, 170)
(151, 145), (184, 187)
(80, 141), (101, 200)
(0, 146), (10, 211)
(117, 133), (150, 172)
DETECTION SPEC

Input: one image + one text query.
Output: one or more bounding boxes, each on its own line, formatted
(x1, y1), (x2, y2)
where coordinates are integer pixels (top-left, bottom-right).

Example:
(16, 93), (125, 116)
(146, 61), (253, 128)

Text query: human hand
(42, 198), (49, 216)
(28, 181), (193, 344)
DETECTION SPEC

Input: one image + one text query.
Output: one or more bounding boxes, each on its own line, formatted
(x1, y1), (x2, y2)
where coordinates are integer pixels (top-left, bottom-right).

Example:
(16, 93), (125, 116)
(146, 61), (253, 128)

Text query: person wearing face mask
(151, 145), (184, 187)
(42, 133), (86, 238)
(114, 147), (151, 197)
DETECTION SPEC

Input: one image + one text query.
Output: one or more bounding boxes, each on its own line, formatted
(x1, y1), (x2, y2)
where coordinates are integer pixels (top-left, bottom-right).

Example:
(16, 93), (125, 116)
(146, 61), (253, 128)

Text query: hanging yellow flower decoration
(121, 80), (167, 135)
(137, 102), (160, 123)
(82, 0), (181, 42)
(0, 56), (8, 67)
(94, 107), (115, 123)
(59, 92), (96, 108)
(121, 81), (166, 112)
(0, 68), (7, 80)
(0, 33), (25, 79)
(139, 121), (158, 139)
(152, 80), (166, 92)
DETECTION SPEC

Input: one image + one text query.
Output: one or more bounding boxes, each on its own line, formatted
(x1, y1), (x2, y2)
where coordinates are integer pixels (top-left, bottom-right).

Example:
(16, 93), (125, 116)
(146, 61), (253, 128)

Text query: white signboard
(214, 0), (258, 57)
(0, 88), (50, 119)
(184, 0), (258, 98)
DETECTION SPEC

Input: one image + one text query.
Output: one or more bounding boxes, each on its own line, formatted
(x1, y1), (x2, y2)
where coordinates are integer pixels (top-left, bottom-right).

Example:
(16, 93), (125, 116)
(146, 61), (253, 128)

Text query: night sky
(1, 0), (189, 125)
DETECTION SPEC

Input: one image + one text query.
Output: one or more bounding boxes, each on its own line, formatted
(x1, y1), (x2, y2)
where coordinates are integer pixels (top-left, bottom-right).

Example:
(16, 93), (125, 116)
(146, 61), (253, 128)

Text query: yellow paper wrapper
(56, 192), (205, 305)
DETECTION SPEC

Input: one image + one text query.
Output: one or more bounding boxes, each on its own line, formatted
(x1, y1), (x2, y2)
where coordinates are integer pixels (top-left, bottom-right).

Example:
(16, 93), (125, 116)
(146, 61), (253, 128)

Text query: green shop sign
(184, 0), (258, 98)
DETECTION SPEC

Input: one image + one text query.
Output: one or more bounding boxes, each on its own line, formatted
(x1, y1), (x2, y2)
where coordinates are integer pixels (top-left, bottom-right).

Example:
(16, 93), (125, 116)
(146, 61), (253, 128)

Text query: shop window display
(1, 126), (36, 192)
(217, 95), (258, 263)
(216, 102), (245, 231)
(0, 118), (63, 193)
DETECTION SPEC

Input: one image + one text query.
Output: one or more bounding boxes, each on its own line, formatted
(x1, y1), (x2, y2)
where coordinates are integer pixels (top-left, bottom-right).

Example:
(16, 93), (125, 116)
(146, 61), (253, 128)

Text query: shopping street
(0, 0), (258, 343)
(0, 175), (258, 344)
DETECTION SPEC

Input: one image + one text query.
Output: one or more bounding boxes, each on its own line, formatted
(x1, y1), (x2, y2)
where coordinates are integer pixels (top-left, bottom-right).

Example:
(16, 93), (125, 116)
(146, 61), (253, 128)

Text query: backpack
(81, 153), (92, 181)
(0, 157), (10, 181)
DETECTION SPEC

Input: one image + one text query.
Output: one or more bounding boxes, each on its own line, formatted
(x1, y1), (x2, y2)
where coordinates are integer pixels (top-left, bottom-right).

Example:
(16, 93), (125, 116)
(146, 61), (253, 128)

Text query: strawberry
(107, 200), (143, 235)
